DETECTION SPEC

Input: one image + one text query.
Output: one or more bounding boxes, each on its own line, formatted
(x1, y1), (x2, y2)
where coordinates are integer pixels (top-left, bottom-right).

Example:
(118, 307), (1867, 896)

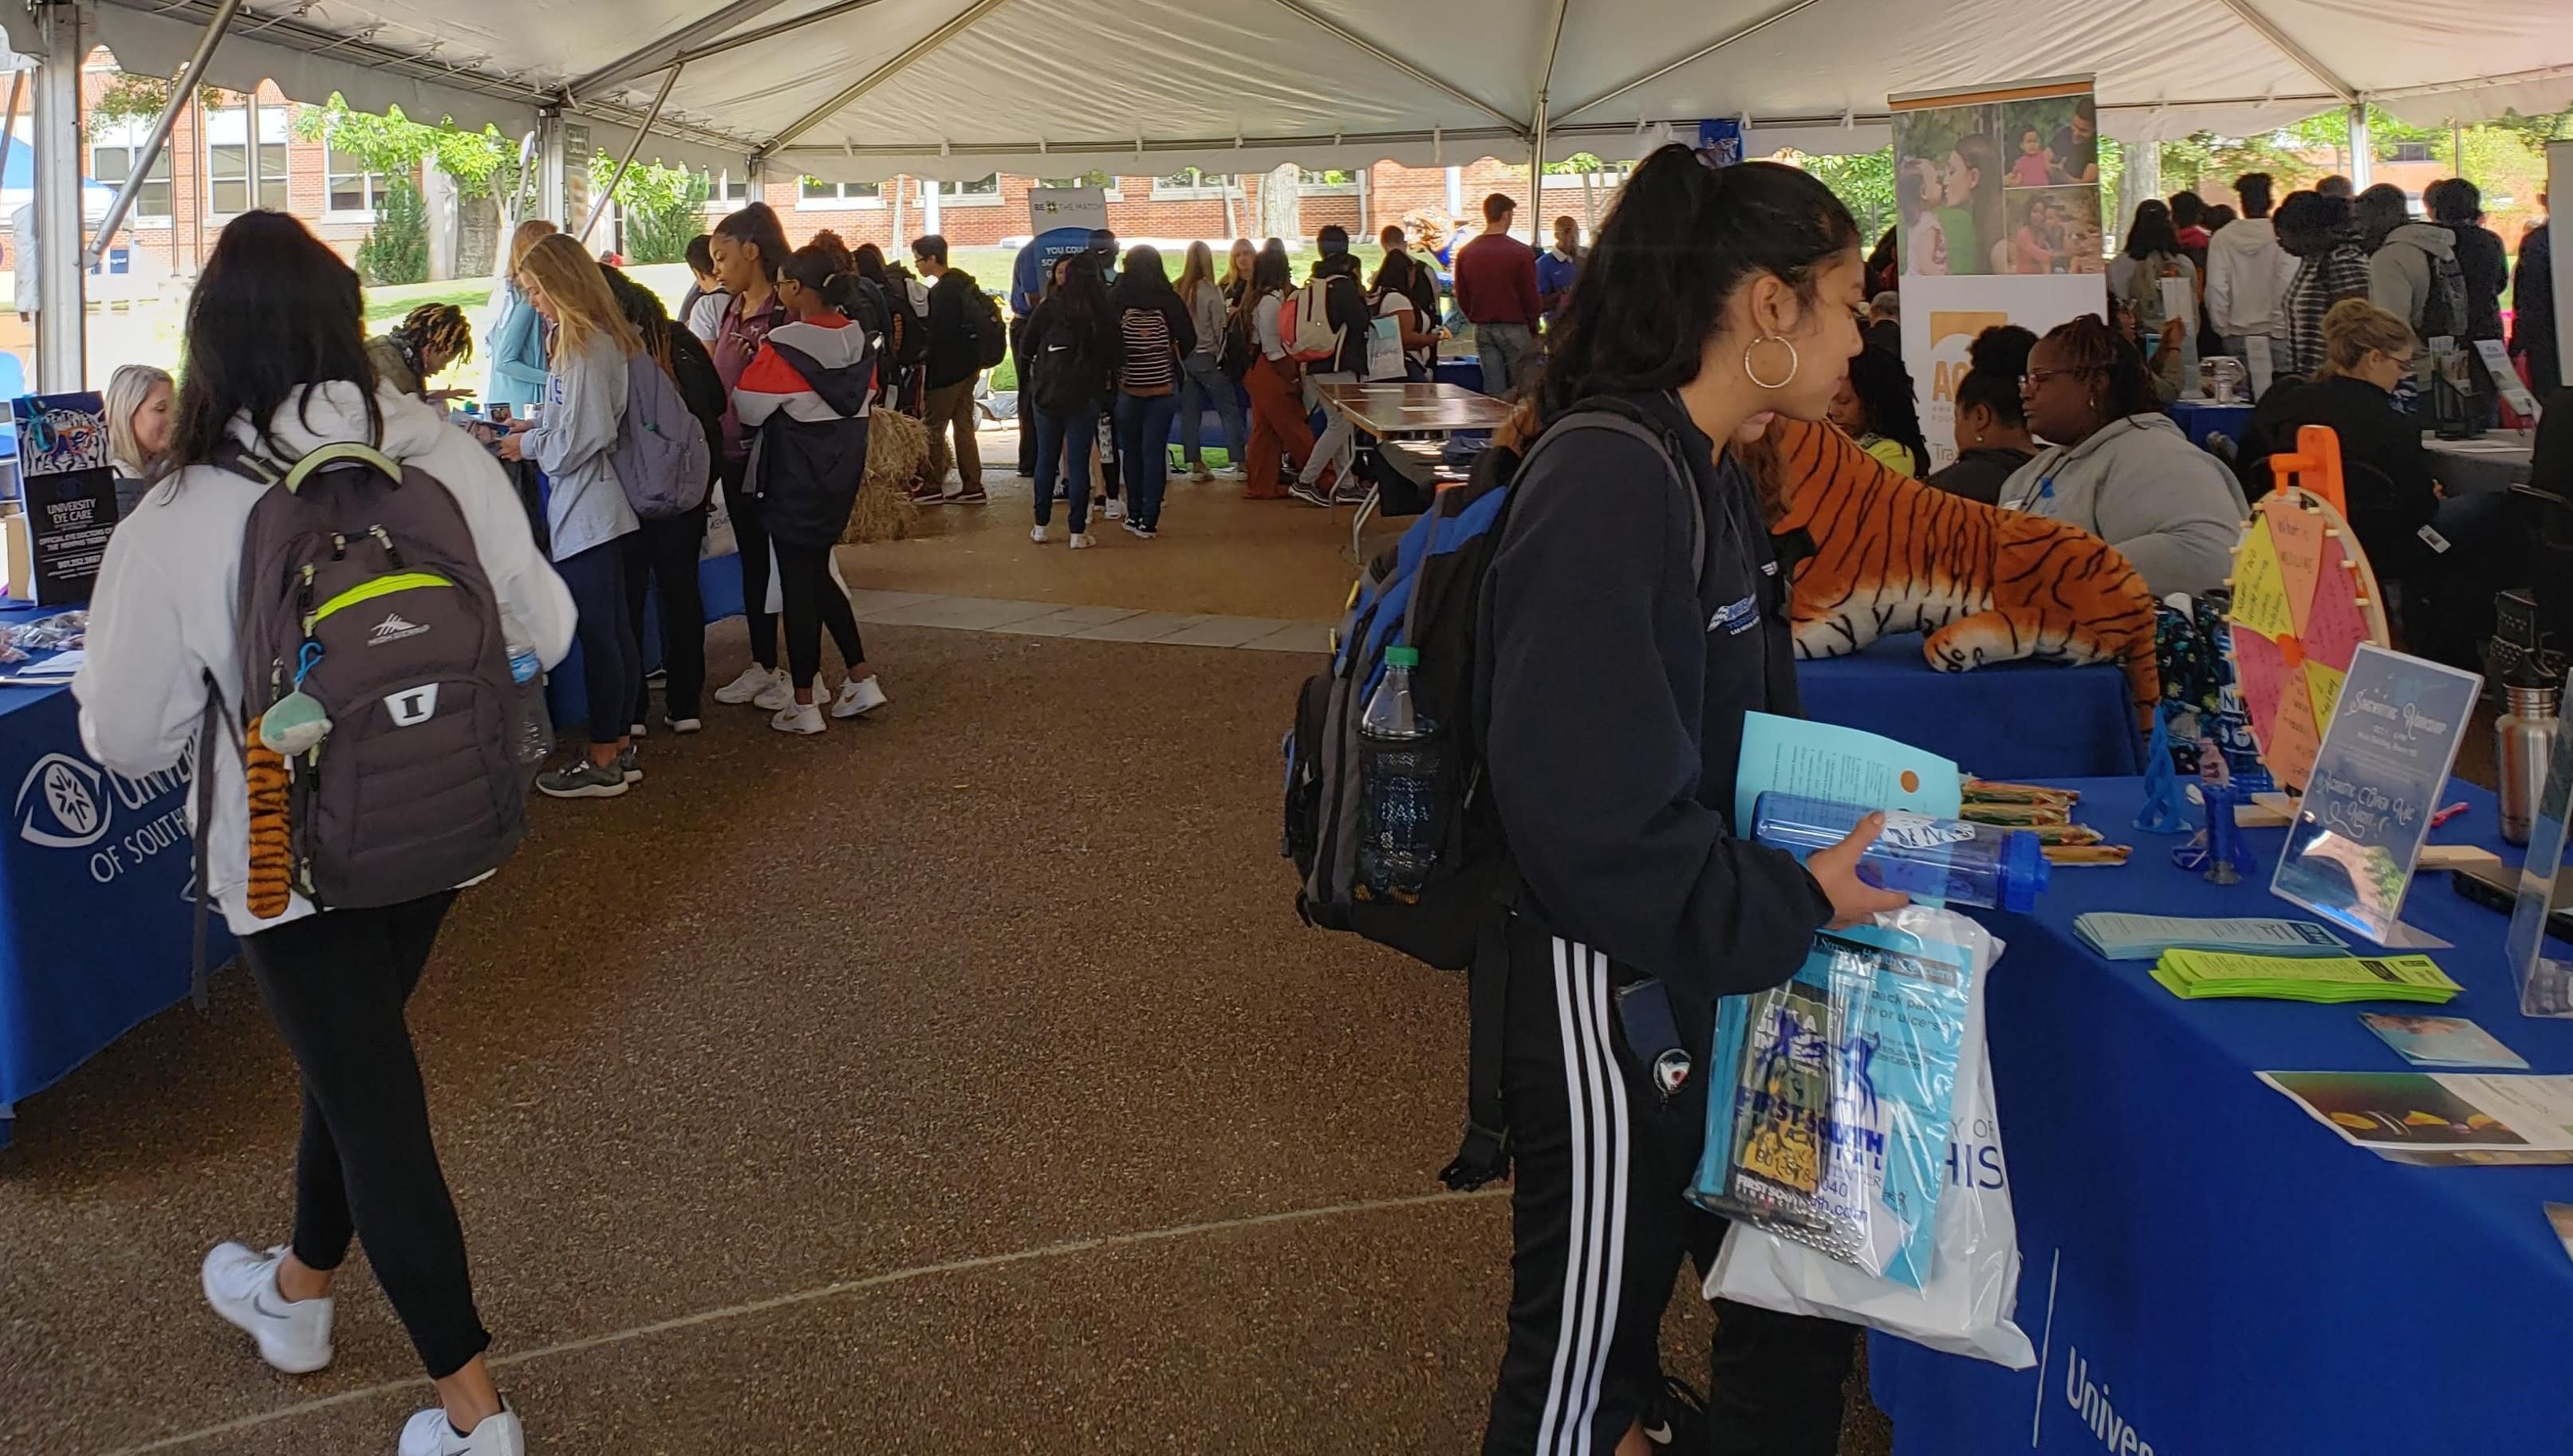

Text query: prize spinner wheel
(2224, 486), (2390, 794)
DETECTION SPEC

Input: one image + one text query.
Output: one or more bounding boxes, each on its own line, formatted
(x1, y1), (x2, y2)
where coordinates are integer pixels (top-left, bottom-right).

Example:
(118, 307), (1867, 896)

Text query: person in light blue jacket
(483, 219), (558, 410)
(498, 234), (640, 802)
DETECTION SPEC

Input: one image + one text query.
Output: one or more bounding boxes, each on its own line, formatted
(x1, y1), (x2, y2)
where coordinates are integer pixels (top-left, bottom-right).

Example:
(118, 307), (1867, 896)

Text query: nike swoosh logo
(1642, 1423), (1673, 1445)
(250, 1291), (294, 1322)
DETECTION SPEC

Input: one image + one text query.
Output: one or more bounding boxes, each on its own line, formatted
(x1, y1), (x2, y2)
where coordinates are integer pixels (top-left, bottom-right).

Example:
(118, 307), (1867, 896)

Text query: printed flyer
(2260, 1071), (2573, 1163)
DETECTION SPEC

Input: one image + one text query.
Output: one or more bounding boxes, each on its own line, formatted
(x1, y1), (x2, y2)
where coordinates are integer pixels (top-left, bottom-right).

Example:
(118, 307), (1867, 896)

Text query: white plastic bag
(1705, 906), (2035, 1369)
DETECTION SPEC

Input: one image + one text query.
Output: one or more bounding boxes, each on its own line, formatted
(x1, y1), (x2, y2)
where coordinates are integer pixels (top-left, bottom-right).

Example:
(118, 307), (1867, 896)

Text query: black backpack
(1283, 404), (1700, 1186)
(967, 285), (1011, 371)
(1218, 295), (1259, 380)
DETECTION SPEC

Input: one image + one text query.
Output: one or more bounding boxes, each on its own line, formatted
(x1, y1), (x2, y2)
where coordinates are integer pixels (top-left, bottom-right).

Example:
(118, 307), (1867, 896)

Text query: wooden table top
(1310, 380), (1513, 435)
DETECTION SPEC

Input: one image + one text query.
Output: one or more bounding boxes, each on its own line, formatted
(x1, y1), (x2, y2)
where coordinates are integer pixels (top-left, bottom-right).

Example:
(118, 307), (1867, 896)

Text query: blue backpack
(1282, 405), (1700, 1186)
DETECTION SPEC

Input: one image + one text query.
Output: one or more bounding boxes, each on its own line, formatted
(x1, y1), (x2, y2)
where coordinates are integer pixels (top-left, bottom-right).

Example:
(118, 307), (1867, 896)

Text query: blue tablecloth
(1796, 636), (2141, 779)
(1873, 776), (2573, 1456)
(0, 604), (233, 1144)
(2168, 397), (2254, 451)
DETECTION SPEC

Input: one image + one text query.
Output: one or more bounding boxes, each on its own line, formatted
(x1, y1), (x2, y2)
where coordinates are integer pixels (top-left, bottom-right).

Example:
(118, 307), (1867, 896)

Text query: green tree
(589, 157), (709, 265)
(354, 178), (430, 285)
(291, 96), (523, 202)
(1794, 146), (1896, 244)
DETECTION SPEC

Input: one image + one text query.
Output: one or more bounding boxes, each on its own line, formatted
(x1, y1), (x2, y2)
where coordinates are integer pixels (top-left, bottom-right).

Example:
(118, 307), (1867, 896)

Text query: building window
(940, 172), (1002, 206)
(702, 169), (754, 211)
(90, 120), (172, 222)
(325, 145), (390, 216)
(207, 100), (289, 215)
(1297, 167), (1357, 193)
(798, 177), (882, 209)
(1036, 170), (1120, 201)
(1153, 167), (1234, 199)
(2390, 140), (2435, 163)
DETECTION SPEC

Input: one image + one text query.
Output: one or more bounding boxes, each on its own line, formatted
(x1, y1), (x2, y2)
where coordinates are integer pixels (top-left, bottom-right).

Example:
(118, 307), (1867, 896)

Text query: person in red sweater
(1454, 191), (1542, 396)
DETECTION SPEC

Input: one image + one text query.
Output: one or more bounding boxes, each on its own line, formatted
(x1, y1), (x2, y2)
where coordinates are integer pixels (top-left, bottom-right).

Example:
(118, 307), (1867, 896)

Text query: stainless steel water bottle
(2496, 668), (2560, 847)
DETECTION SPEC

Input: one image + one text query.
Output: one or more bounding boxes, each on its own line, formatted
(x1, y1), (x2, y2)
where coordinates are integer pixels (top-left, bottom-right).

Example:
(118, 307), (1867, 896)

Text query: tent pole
(30, 0), (85, 392)
(2346, 103), (2372, 189)
(1527, 109), (1545, 243)
(87, 0), (244, 270)
(581, 65), (682, 245)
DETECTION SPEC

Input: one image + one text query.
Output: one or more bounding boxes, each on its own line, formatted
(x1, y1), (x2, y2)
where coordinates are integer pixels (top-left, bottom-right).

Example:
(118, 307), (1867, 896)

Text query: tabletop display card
(2272, 645), (2480, 948)
(11, 392), (115, 604)
(2507, 668), (2573, 1018)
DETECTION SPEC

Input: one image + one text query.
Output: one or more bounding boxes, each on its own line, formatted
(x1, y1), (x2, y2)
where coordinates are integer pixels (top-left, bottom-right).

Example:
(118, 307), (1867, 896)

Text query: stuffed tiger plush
(1738, 416), (2161, 718)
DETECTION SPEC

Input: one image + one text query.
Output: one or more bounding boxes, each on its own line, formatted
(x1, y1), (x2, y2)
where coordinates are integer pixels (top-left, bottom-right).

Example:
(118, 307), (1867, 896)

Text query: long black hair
(598, 263), (678, 378)
(1044, 244), (1113, 337)
(2124, 199), (2181, 260)
(713, 200), (792, 278)
(1251, 238), (1292, 297)
(852, 242), (892, 289)
(1844, 344), (1929, 475)
(779, 243), (866, 316)
(1535, 146), (1858, 426)
(173, 211), (379, 466)
(1954, 323), (2037, 431)
(1110, 243), (1176, 309)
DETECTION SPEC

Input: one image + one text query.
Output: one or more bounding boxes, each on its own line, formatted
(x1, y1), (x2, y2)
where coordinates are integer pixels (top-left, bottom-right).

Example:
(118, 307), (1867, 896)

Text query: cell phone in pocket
(1614, 978), (1694, 1101)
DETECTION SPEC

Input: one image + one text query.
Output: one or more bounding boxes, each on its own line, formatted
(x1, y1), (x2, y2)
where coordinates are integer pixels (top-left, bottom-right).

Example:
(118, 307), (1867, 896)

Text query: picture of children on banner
(1895, 107), (2006, 276)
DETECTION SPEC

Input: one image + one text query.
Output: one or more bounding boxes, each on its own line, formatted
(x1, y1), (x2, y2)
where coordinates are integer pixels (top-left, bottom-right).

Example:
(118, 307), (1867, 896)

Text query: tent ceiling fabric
(14, 0), (2572, 181)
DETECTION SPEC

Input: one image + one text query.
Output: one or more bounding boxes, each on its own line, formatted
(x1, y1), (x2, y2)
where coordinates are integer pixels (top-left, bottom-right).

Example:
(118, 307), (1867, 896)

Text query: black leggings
(775, 539), (865, 691)
(241, 892), (490, 1380)
(625, 506), (707, 724)
(554, 537), (640, 746)
(723, 458), (778, 671)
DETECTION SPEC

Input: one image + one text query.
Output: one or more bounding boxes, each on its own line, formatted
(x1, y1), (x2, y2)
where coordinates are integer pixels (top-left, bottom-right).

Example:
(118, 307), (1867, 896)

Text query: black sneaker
(1637, 1375), (1707, 1449)
(1286, 480), (1332, 508)
(537, 759), (628, 800)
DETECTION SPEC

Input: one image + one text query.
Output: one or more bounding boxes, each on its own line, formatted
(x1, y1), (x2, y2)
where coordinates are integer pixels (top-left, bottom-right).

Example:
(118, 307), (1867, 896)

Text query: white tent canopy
(10, 0), (2573, 183)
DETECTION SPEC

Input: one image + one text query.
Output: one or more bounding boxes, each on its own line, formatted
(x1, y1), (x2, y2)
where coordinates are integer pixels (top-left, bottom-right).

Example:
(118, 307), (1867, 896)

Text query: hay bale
(845, 408), (928, 543)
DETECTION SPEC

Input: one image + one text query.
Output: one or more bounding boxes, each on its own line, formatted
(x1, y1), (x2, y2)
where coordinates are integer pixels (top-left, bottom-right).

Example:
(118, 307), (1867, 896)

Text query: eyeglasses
(2022, 366), (2097, 388)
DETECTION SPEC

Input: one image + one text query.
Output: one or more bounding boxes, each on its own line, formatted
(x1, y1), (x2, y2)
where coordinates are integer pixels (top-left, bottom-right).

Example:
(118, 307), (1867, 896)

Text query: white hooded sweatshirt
(73, 382), (576, 936)
(1996, 413), (2249, 600)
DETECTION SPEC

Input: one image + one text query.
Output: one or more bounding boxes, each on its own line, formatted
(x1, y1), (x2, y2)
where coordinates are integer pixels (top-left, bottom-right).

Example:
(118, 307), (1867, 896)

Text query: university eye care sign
(9, 392), (117, 604)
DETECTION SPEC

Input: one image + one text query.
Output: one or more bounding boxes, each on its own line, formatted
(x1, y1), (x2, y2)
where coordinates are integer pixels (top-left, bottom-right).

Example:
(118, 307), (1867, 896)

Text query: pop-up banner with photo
(1893, 75), (2106, 472)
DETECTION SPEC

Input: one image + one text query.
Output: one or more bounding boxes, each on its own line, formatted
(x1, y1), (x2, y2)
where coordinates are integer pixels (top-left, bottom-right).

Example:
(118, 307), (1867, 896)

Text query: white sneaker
(628, 722), (648, 740)
(753, 675), (798, 712)
(1030, 524), (1050, 545)
(833, 676), (889, 719)
(715, 664), (782, 706)
(1213, 465), (1247, 481)
(770, 702), (827, 735)
(1068, 532), (1093, 550)
(202, 1242), (333, 1375)
(399, 1406), (526, 1456)
(1103, 498), (1125, 521)
(663, 716), (703, 735)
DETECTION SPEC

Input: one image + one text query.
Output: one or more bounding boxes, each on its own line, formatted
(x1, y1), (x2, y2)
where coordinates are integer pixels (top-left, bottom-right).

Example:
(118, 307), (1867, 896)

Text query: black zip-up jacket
(924, 267), (986, 389)
(1483, 390), (1831, 1057)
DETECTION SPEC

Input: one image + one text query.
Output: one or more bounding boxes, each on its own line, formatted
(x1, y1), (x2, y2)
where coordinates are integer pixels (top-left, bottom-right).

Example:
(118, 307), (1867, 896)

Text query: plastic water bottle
(502, 611), (553, 766)
(1357, 646), (1443, 899)
(1751, 792), (2049, 912)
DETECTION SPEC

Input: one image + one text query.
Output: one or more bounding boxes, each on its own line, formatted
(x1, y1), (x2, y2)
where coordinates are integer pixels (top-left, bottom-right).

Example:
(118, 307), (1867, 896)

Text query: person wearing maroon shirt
(1455, 191), (1543, 395)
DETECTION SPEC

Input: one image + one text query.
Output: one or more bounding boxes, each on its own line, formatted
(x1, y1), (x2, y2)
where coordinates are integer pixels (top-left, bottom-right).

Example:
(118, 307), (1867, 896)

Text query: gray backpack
(213, 440), (526, 915)
(613, 352), (712, 519)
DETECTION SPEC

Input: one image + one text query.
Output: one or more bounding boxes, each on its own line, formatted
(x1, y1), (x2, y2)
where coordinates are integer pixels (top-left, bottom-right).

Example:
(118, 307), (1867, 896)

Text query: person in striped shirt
(1107, 245), (1198, 539)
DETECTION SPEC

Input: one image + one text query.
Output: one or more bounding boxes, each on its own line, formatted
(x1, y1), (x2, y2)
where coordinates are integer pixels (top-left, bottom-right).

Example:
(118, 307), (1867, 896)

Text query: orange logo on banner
(1929, 311), (2010, 403)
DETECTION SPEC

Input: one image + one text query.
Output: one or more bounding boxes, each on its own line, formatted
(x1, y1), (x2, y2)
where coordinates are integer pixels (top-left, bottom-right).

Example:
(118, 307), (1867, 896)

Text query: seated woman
(1928, 325), (2037, 504)
(366, 302), (475, 403)
(104, 363), (173, 517)
(1826, 341), (1930, 477)
(2236, 299), (2515, 667)
(1998, 314), (2248, 598)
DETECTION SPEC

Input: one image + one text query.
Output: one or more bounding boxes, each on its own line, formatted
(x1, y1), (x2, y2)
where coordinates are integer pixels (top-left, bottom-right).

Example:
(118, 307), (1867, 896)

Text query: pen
(2429, 802), (2469, 829)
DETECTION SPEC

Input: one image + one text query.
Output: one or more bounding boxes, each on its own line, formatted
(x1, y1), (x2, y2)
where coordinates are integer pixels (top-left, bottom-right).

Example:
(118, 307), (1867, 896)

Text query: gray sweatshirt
(1996, 414), (2248, 599)
(524, 329), (637, 561)
(2368, 221), (2458, 336)
(1185, 279), (1227, 359)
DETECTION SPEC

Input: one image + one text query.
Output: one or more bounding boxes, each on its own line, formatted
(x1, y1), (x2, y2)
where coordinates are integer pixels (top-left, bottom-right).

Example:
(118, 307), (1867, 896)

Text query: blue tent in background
(0, 132), (133, 214)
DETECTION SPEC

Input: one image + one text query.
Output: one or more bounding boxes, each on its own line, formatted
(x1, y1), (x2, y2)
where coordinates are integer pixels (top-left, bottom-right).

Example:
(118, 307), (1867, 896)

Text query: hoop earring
(1744, 333), (1799, 391)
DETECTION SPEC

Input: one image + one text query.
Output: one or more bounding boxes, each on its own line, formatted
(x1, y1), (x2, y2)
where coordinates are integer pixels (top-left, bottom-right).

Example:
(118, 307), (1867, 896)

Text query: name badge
(1708, 594), (1759, 635)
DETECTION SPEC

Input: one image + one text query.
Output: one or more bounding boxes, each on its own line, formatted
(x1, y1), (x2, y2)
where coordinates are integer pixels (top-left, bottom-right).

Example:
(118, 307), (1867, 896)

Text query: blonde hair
(104, 364), (172, 478)
(2318, 297), (2415, 380)
(1175, 239), (1218, 306)
(1220, 238), (1255, 293)
(518, 233), (642, 362)
(507, 218), (559, 277)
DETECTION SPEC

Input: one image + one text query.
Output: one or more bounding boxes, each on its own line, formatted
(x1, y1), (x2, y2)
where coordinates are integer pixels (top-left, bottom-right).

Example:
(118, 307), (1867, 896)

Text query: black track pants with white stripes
(1482, 920), (1856, 1456)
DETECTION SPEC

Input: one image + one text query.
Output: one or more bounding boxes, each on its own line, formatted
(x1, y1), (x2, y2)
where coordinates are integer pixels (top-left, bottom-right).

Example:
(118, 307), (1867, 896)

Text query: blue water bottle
(1750, 792), (2049, 912)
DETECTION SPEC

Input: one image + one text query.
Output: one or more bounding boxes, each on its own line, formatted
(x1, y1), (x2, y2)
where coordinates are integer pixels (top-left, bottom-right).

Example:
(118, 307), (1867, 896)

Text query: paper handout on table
(1734, 711), (1960, 838)
(2260, 1071), (2573, 1164)
(2150, 947), (2461, 1003)
(2073, 913), (2346, 960)
(9, 647), (83, 679)
(2359, 1013), (2528, 1069)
